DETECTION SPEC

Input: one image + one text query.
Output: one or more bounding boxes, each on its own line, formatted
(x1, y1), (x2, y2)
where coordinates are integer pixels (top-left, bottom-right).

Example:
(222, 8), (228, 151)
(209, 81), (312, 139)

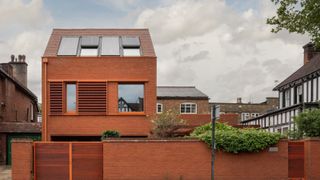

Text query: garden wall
(11, 139), (320, 180)
(215, 140), (288, 180)
(103, 139), (211, 179)
(304, 138), (320, 180)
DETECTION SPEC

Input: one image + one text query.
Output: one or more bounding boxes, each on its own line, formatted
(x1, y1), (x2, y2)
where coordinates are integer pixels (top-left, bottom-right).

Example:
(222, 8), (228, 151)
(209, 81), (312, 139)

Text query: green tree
(267, 0), (320, 47)
(294, 109), (320, 137)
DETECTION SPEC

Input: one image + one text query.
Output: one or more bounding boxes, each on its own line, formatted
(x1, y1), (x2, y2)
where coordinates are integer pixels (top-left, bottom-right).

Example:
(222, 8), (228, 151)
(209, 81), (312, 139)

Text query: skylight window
(57, 37), (79, 56)
(80, 36), (99, 56)
(121, 37), (141, 56)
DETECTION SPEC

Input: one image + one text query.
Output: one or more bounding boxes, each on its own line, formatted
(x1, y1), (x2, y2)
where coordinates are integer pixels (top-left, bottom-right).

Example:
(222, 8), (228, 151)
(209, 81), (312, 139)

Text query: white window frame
(156, 103), (163, 114)
(180, 103), (197, 114)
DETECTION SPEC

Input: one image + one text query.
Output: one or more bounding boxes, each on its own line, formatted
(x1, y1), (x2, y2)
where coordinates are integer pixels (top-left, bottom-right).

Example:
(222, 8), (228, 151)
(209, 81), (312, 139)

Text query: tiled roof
(0, 68), (38, 102)
(43, 28), (156, 57)
(157, 86), (209, 99)
(274, 54), (320, 90)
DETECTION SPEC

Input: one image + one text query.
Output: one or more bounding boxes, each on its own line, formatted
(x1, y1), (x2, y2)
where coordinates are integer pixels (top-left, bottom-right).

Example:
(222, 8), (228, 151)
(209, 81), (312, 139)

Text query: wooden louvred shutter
(49, 82), (63, 115)
(78, 82), (107, 115)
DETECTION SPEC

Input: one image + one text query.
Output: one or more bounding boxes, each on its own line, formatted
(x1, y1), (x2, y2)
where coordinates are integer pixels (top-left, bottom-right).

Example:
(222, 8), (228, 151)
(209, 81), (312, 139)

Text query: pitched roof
(43, 28), (156, 57)
(0, 68), (38, 102)
(157, 86), (209, 99)
(274, 54), (320, 90)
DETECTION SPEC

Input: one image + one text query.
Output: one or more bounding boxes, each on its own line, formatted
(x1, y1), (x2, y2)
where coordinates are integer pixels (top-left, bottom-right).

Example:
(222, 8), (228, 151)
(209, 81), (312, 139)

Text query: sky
(0, 0), (310, 103)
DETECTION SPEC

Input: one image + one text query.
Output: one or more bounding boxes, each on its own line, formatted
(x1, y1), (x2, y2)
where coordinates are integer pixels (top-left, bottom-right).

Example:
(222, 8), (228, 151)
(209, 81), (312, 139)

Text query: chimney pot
(237, 97), (242, 104)
(10, 55), (14, 62)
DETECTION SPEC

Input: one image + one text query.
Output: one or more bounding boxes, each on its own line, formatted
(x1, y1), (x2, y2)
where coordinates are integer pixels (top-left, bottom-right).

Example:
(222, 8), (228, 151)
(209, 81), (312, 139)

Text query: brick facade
(0, 57), (39, 165)
(42, 29), (157, 140)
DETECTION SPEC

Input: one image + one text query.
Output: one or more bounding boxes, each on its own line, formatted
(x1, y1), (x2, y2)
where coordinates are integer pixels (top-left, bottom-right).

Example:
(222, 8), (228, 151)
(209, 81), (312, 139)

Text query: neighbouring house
(156, 86), (211, 127)
(42, 29), (157, 141)
(242, 43), (320, 134)
(0, 55), (40, 165)
(211, 97), (278, 125)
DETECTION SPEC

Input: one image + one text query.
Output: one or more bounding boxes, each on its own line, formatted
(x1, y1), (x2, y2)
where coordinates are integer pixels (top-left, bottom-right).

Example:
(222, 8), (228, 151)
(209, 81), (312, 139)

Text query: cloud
(0, 0), (53, 102)
(135, 0), (309, 103)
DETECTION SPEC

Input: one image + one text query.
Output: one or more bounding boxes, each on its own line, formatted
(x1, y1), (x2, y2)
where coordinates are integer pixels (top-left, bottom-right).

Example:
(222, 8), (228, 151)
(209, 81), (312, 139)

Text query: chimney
(303, 43), (320, 64)
(237, 97), (242, 104)
(8, 54), (28, 87)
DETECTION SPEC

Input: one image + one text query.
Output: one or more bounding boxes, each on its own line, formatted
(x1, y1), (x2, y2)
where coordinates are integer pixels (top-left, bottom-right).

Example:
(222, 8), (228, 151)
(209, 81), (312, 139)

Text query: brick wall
(103, 139), (211, 179)
(43, 57), (157, 140)
(218, 113), (240, 125)
(304, 138), (320, 179)
(0, 77), (37, 122)
(11, 139), (33, 180)
(215, 140), (288, 180)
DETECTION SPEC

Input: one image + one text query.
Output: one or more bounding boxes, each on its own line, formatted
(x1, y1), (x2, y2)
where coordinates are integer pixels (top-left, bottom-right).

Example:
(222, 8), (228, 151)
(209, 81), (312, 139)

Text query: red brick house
(0, 55), (40, 165)
(42, 29), (156, 141)
(157, 86), (211, 127)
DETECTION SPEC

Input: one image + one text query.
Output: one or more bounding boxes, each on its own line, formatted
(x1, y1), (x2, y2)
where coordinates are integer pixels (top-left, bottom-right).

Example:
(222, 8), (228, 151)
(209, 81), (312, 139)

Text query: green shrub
(101, 130), (120, 140)
(151, 109), (186, 138)
(190, 123), (281, 153)
(294, 109), (320, 137)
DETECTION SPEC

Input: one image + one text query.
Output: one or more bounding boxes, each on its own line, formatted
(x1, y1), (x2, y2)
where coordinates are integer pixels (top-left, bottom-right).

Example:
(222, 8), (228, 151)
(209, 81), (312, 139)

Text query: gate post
(11, 139), (33, 180)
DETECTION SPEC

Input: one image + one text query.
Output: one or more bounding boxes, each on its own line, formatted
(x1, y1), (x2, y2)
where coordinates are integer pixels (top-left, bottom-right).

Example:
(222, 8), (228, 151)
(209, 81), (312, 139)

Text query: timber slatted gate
(288, 141), (305, 179)
(34, 142), (103, 180)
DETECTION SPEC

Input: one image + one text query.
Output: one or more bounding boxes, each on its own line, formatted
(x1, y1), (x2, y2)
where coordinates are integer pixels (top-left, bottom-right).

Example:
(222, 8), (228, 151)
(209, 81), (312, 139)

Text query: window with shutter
(78, 82), (106, 115)
(49, 82), (63, 115)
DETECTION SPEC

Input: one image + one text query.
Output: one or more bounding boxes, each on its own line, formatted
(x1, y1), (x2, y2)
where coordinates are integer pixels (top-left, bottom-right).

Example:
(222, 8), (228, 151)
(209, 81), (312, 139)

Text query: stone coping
(11, 138), (34, 143)
(102, 137), (201, 143)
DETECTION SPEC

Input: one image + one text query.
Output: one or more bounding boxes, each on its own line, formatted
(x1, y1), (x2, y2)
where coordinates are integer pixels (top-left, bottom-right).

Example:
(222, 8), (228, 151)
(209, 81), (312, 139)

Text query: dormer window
(80, 36), (99, 56)
(121, 37), (141, 56)
(57, 36), (142, 56)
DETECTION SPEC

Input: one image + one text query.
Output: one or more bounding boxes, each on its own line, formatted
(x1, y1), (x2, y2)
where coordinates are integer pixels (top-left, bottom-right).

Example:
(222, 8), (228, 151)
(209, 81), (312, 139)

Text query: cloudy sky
(0, 0), (310, 103)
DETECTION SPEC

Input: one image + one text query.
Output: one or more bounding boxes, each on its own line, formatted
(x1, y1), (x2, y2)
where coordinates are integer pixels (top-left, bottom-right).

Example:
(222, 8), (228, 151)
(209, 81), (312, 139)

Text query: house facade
(42, 29), (157, 141)
(156, 86), (211, 127)
(211, 97), (278, 124)
(0, 55), (40, 165)
(242, 43), (320, 134)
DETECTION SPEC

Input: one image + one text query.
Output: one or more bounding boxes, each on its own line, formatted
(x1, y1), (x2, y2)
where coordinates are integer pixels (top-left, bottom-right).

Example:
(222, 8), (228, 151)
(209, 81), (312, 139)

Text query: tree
(267, 0), (320, 47)
(151, 110), (185, 138)
(294, 109), (320, 137)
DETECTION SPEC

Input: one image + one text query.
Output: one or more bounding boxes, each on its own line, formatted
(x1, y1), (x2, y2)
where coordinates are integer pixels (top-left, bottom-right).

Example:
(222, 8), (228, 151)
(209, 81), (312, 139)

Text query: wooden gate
(34, 142), (103, 180)
(288, 141), (304, 179)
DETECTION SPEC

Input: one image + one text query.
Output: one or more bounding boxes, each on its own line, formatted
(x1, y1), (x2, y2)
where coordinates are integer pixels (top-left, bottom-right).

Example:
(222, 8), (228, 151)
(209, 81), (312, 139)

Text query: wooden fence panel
(35, 143), (69, 180)
(288, 141), (304, 179)
(72, 143), (103, 180)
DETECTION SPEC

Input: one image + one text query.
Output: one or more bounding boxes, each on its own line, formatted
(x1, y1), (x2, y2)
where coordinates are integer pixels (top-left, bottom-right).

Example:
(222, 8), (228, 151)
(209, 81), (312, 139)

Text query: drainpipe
(211, 105), (216, 180)
(42, 58), (48, 141)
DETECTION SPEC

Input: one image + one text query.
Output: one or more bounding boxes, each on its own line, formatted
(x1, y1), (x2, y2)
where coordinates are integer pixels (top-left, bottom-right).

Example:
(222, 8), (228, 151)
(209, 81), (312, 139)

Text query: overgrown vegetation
(190, 123), (282, 153)
(293, 109), (320, 138)
(151, 110), (186, 138)
(101, 130), (120, 140)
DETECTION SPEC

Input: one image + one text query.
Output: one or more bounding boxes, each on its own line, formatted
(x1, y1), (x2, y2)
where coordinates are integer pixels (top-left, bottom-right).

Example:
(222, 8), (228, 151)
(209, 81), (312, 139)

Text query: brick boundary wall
(11, 139), (33, 180)
(103, 139), (211, 180)
(215, 140), (288, 180)
(304, 138), (320, 180)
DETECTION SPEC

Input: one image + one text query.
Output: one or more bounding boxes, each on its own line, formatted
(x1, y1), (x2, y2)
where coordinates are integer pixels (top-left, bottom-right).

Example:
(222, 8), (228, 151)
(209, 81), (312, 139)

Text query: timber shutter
(78, 82), (106, 115)
(49, 82), (63, 115)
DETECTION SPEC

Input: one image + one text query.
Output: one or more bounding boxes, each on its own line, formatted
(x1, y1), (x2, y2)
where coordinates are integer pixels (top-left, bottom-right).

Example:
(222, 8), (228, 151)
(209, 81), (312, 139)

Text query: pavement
(0, 166), (11, 180)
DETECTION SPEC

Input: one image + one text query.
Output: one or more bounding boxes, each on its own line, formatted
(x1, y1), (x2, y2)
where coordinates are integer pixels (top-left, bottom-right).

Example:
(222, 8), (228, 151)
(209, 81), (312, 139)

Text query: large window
(118, 84), (144, 112)
(284, 90), (290, 107)
(180, 103), (197, 114)
(66, 83), (76, 112)
(122, 37), (141, 56)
